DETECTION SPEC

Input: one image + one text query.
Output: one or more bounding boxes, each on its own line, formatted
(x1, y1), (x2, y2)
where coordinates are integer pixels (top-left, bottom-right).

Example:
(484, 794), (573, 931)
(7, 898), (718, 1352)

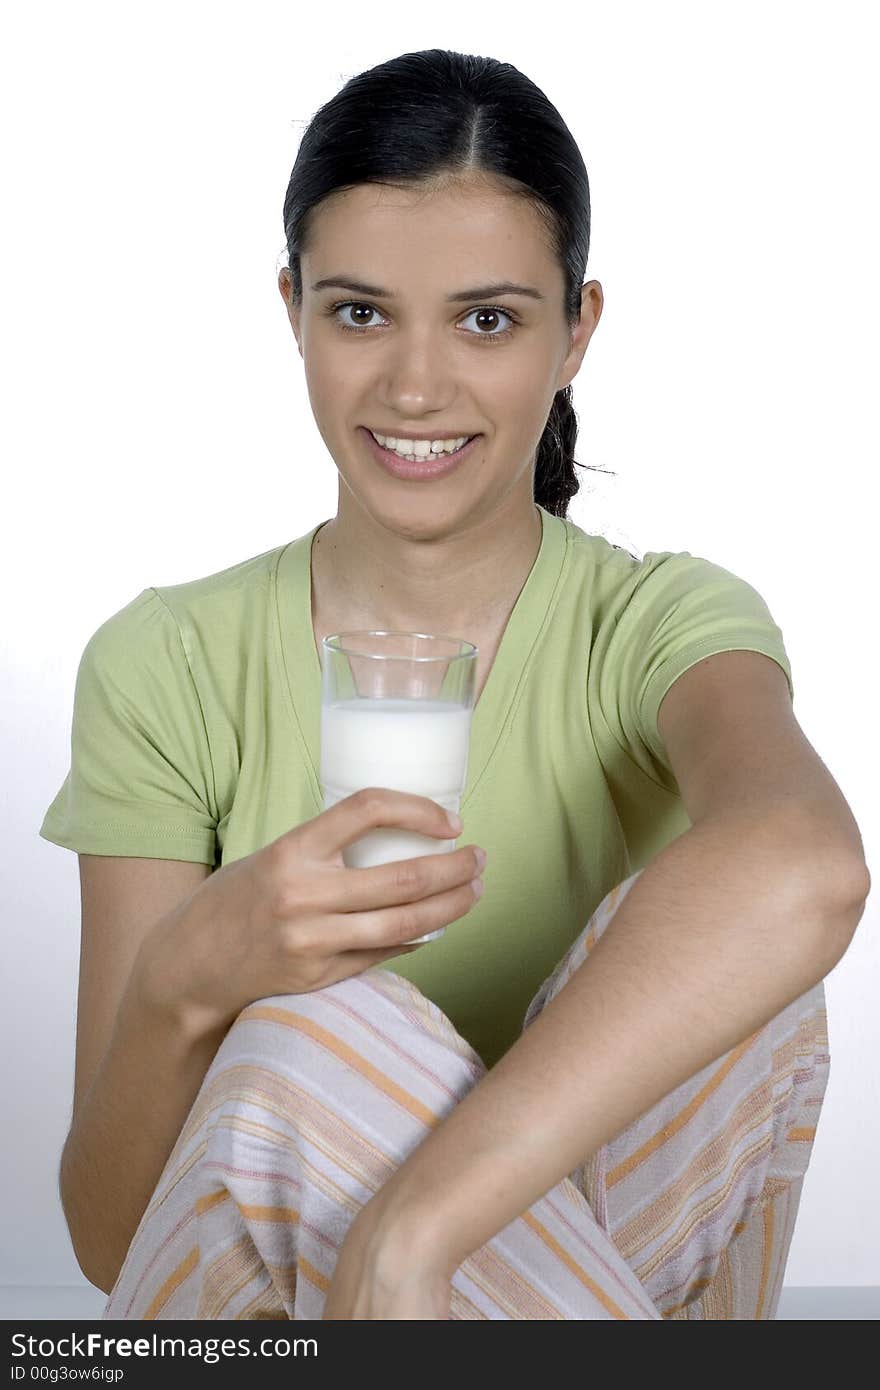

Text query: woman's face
(279, 174), (602, 534)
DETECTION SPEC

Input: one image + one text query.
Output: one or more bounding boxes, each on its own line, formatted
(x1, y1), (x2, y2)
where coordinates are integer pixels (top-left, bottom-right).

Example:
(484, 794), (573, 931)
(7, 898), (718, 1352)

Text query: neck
(311, 502), (543, 641)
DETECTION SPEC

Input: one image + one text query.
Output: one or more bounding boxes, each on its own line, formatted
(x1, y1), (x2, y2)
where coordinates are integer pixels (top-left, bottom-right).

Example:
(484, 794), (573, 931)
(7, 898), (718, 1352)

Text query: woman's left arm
(342, 808), (868, 1287)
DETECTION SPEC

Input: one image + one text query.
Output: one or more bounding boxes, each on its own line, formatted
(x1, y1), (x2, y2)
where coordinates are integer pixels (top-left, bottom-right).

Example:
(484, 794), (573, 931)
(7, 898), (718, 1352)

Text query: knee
(204, 969), (486, 1101)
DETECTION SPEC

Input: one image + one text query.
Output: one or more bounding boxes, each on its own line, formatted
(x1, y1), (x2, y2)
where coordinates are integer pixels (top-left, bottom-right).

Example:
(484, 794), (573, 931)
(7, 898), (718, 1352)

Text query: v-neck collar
(274, 503), (569, 816)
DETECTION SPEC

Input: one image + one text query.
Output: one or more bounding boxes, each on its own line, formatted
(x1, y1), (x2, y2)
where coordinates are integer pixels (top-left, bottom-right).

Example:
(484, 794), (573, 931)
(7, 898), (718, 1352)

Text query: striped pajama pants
(103, 868), (830, 1320)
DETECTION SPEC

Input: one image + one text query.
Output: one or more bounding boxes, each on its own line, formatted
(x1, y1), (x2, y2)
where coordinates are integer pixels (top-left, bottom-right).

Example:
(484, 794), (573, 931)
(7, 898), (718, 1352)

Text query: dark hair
(280, 48), (617, 522)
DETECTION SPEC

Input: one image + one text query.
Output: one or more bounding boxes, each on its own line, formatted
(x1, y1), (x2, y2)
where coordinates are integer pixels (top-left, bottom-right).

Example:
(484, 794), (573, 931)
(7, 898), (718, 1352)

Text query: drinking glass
(320, 630), (478, 943)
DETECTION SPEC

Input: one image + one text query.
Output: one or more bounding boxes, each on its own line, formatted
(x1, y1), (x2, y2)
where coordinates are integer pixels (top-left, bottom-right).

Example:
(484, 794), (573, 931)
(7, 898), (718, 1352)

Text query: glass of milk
(319, 630), (478, 943)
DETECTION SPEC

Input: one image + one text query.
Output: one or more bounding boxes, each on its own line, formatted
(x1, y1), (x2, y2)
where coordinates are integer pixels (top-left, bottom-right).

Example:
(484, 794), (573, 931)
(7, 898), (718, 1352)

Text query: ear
(277, 270), (303, 352)
(558, 281), (603, 390)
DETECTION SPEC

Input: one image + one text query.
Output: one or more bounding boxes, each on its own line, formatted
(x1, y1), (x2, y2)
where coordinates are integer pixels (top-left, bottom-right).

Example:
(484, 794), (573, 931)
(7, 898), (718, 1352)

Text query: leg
(103, 966), (661, 1320)
(522, 870), (831, 1319)
(662, 1176), (807, 1319)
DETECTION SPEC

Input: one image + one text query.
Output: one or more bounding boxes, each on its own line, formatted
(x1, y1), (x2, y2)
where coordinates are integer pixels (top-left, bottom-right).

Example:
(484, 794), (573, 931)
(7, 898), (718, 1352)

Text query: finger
(320, 876), (482, 956)
(321, 838), (484, 914)
(321, 942), (425, 985)
(313, 787), (461, 857)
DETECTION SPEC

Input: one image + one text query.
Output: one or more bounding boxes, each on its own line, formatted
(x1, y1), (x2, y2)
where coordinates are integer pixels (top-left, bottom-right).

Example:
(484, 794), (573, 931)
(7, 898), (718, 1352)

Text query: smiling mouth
(367, 430), (477, 460)
(362, 427), (483, 478)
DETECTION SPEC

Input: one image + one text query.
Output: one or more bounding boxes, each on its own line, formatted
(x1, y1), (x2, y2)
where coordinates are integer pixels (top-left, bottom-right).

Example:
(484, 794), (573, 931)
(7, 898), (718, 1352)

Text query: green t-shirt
(39, 504), (793, 1071)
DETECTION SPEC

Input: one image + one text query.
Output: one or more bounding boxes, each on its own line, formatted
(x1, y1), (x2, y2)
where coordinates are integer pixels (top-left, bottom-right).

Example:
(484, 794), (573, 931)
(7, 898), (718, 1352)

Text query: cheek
(482, 350), (541, 404)
(488, 384), (543, 446)
(307, 351), (372, 407)
(301, 358), (346, 417)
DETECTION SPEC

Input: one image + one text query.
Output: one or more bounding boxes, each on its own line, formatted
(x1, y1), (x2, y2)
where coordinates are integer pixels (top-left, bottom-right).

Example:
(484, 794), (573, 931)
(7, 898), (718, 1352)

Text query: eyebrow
(310, 276), (545, 302)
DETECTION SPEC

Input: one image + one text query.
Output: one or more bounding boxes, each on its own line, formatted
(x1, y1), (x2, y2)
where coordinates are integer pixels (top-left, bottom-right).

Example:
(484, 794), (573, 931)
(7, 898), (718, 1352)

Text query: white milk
(321, 696), (473, 943)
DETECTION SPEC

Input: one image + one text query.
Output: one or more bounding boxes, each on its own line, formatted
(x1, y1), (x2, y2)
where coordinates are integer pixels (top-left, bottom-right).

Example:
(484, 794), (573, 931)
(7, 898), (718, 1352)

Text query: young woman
(41, 49), (867, 1320)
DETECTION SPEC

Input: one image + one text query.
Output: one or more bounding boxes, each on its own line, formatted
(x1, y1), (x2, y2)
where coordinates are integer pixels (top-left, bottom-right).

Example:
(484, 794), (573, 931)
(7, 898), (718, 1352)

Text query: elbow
(65, 1221), (117, 1298)
(849, 855), (871, 907)
(73, 1236), (117, 1298)
(814, 852), (871, 961)
(59, 1149), (116, 1298)
(71, 1246), (115, 1298)
(762, 801), (872, 947)
(821, 846), (871, 909)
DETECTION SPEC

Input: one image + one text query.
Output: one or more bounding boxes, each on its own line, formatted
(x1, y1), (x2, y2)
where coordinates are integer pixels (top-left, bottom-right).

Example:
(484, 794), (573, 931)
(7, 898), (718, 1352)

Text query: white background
(2, 1), (876, 1292)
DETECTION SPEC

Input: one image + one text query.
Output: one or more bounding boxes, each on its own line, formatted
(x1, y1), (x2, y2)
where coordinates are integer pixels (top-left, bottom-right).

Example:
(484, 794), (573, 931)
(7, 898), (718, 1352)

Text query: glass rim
(322, 630), (478, 661)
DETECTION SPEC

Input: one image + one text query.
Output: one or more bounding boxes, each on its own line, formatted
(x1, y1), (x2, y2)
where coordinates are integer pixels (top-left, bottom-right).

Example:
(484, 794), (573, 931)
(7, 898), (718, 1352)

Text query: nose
(379, 327), (459, 415)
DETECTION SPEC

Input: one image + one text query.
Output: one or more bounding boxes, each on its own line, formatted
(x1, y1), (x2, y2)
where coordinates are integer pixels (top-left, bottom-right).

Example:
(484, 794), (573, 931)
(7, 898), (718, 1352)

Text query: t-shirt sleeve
(39, 588), (218, 863)
(595, 549), (794, 795)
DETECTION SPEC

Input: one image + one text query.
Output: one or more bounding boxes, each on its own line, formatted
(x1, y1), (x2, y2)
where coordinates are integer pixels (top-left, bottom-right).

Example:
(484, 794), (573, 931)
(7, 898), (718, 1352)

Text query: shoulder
(148, 541), (290, 630)
(77, 541), (290, 695)
(560, 518), (780, 633)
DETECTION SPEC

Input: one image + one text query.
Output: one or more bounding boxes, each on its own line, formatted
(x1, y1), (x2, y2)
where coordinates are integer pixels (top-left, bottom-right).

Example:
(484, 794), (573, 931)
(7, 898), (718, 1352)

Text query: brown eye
(332, 302), (379, 329)
(329, 300), (519, 341)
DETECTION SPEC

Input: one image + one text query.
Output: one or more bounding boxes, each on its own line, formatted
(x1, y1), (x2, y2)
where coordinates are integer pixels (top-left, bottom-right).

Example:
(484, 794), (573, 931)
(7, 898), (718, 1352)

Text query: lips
(361, 426), (482, 481)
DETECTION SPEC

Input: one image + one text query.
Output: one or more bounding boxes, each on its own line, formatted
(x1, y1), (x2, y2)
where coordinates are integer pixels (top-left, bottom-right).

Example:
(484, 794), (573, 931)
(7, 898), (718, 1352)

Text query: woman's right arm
(59, 855), (222, 1295)
(61, 790), (485, 1296)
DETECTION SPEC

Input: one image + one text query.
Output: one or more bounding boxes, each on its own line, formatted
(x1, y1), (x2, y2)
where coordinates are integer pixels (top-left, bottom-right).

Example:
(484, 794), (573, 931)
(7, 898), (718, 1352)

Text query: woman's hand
(322, 1195), (453, 1320)
(135, 787), (484, 1038)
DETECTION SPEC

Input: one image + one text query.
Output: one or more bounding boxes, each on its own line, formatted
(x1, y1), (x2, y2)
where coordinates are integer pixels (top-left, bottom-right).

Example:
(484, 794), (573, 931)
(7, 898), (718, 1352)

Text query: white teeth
(370, 430), (471, 459)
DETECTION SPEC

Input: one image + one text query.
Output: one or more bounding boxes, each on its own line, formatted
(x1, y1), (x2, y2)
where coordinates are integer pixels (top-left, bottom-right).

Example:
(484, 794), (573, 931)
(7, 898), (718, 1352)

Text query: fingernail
(447, 811), (463, 832)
